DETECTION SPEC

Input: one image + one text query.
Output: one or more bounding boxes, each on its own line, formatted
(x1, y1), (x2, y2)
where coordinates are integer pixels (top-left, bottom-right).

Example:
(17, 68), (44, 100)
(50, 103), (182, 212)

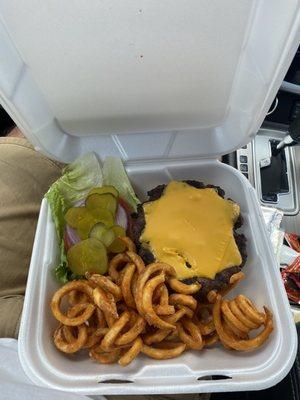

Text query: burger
(131, 180), (247, 300)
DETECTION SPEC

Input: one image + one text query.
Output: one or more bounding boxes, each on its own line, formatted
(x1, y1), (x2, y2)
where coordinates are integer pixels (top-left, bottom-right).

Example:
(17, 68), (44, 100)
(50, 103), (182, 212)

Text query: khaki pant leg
(0, 137), (62, 338)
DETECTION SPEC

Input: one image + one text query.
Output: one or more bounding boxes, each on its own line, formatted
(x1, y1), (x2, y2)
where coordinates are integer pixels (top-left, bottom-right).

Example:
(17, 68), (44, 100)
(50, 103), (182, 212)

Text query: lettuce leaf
(46, 153), (140, 284)
(53, 239), (69, 284)
(45, 152), (103, 283)
(103, 157), (140, 210)
(54, 152), (103, 206)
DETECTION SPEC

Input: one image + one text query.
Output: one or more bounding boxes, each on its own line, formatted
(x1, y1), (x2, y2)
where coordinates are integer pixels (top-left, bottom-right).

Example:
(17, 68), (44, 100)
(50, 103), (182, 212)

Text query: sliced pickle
(107, 237), (127, 254)
(77, 214), (98, 240)
(89, 208), (114, 227)
(88, 185), (119, 198)
(67, 238), (108, 275)
(111, 225), (126, 238)
(89, 222), (116, 247)
(86, 193), (117, 215)
(64, 207), (88, 228)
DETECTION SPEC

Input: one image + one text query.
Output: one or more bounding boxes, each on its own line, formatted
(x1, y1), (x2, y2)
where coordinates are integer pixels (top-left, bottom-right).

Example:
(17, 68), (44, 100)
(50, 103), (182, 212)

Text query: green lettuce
(46, 153), (140, 283)
(54, 239), (69, 284)
(45, 152), (103, 283)
(103, 157), (140, 210)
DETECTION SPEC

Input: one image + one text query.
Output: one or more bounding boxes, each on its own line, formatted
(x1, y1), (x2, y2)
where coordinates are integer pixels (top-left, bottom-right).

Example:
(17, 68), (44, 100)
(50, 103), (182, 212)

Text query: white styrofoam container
(0, 0), (299, 395)
(18, 160), (297, 395)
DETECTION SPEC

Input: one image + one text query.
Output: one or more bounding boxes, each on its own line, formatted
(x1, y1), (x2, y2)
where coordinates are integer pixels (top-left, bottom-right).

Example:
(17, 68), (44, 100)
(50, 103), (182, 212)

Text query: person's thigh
(0, 137), (62, 338)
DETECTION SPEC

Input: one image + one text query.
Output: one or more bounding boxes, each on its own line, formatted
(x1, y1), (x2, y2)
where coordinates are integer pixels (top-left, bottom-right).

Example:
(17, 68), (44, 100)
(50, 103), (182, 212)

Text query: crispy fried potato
(108, 253), (130, 283)
(93, 286), (118, 319)
(101, 310), (131, 351)
(121, 263), (136, 308)
(142, 342), (186, 359)
(168, 278), (201, 295)
(51, 249), (274, 366)
(135, 262), (176, 316)
(169, 294), (197, 311)
(118, 337), (143, 366)
(115, 315), (146, 346)
(87, 274), (122, 301)
(54, 324), (87, 353)
(213, 295), (273, 351)
(90, 346), (121, 364)
(51, 281), (95, 326)
(177, 318), (203, 350)
(142, 274), (176, 330)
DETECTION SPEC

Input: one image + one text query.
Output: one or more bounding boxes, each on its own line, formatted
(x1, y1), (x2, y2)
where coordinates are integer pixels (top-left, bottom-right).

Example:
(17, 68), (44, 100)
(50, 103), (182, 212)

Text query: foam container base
(18, 159), (297, 395)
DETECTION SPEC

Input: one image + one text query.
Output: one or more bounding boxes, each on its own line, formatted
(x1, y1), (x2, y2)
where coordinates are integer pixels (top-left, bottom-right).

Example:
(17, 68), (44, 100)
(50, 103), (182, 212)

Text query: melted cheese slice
(140, 181), (242, 280)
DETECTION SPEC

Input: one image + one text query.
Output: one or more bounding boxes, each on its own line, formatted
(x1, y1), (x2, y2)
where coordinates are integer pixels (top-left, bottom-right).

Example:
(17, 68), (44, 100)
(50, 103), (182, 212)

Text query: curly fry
(162, 307), (187, 324)
(93, 287), (118, 319)
(168, 278), (201, 295)
(121, 263), (136, 308)
(154, 285), (175, 315)
(142, 342), (186, 359)
(228, 298), (260, 329)
(89, 347), (121, 364)
(218, 272), (245, 297)
(51, 281), (94, 326)
(68, 290), (89, 306)
(126, 251), (145, 273)
(221, 300), (249, 333)
(54, 324), (87, 353)
(222, 318), (248, 340)
(85, 327), (108, 348)
(207, 290), (218, 304)
(135, 263), (176, 316)
(103, 309), (117, 328)
(51, 252), (275, 366)
(115, 315), (146, 346)
(143, 328), (172, 345)
(169, 294), (197, 311)
(63, 304), (106, 348)
(108, 253), (130, 283)
(85, 309), (109, 348)
(101, 310), (131, 351)
(177, 318), (203, 350)
(87, 274), (122, 301)
(118, 337), (143, 366)
(213, 295), (273, 351)
(142, 274), (176, 330)
(120, 236), (136, 252)
(203, 332), (219, 347)
(155, 305), (175, 315)
(235, 295), (265, 325)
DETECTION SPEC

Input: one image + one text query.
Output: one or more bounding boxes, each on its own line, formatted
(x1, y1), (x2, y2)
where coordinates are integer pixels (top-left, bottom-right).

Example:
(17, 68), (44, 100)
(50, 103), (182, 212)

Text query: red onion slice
(115, 204), (128, 230)
(74, 199), (85, 207)
(65, 224), (81, 248)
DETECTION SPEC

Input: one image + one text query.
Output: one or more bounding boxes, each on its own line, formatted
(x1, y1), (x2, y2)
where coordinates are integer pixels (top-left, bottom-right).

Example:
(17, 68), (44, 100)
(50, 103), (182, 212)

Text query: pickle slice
(111, 225), (126, 238)
(86, 193), (117, 215)
(67, 238), (108, 275)
(107, 237), (127, 253)
(89, 208), (114, 227)
(77, 214), (98, 240)
(89, 223), (116, 247)
(64, 207), (88, 228)
(88, 185), (119, 198)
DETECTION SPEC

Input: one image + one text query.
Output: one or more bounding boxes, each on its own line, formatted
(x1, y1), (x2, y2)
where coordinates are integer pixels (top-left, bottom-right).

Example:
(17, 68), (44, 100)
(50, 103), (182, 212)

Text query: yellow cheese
(140, 181), (242, 280)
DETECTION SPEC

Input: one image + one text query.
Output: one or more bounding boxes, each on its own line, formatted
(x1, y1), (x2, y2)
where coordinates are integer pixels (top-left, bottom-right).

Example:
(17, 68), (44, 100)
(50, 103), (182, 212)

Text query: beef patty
(131, 180), (247, 300)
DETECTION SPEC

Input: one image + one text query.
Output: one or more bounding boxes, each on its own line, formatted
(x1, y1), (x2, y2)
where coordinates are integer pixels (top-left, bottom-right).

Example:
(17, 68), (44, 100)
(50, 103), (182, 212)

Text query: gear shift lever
(275, 115), (300, 154)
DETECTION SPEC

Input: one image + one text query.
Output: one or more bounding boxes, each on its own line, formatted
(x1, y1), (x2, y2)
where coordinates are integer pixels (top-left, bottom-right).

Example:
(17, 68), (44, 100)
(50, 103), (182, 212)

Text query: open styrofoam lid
(0, 1), (300, 163)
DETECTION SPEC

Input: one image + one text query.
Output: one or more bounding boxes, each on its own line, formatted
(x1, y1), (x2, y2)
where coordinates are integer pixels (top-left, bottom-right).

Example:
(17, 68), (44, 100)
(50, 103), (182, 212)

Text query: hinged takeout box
(0, 0), (299, 395)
